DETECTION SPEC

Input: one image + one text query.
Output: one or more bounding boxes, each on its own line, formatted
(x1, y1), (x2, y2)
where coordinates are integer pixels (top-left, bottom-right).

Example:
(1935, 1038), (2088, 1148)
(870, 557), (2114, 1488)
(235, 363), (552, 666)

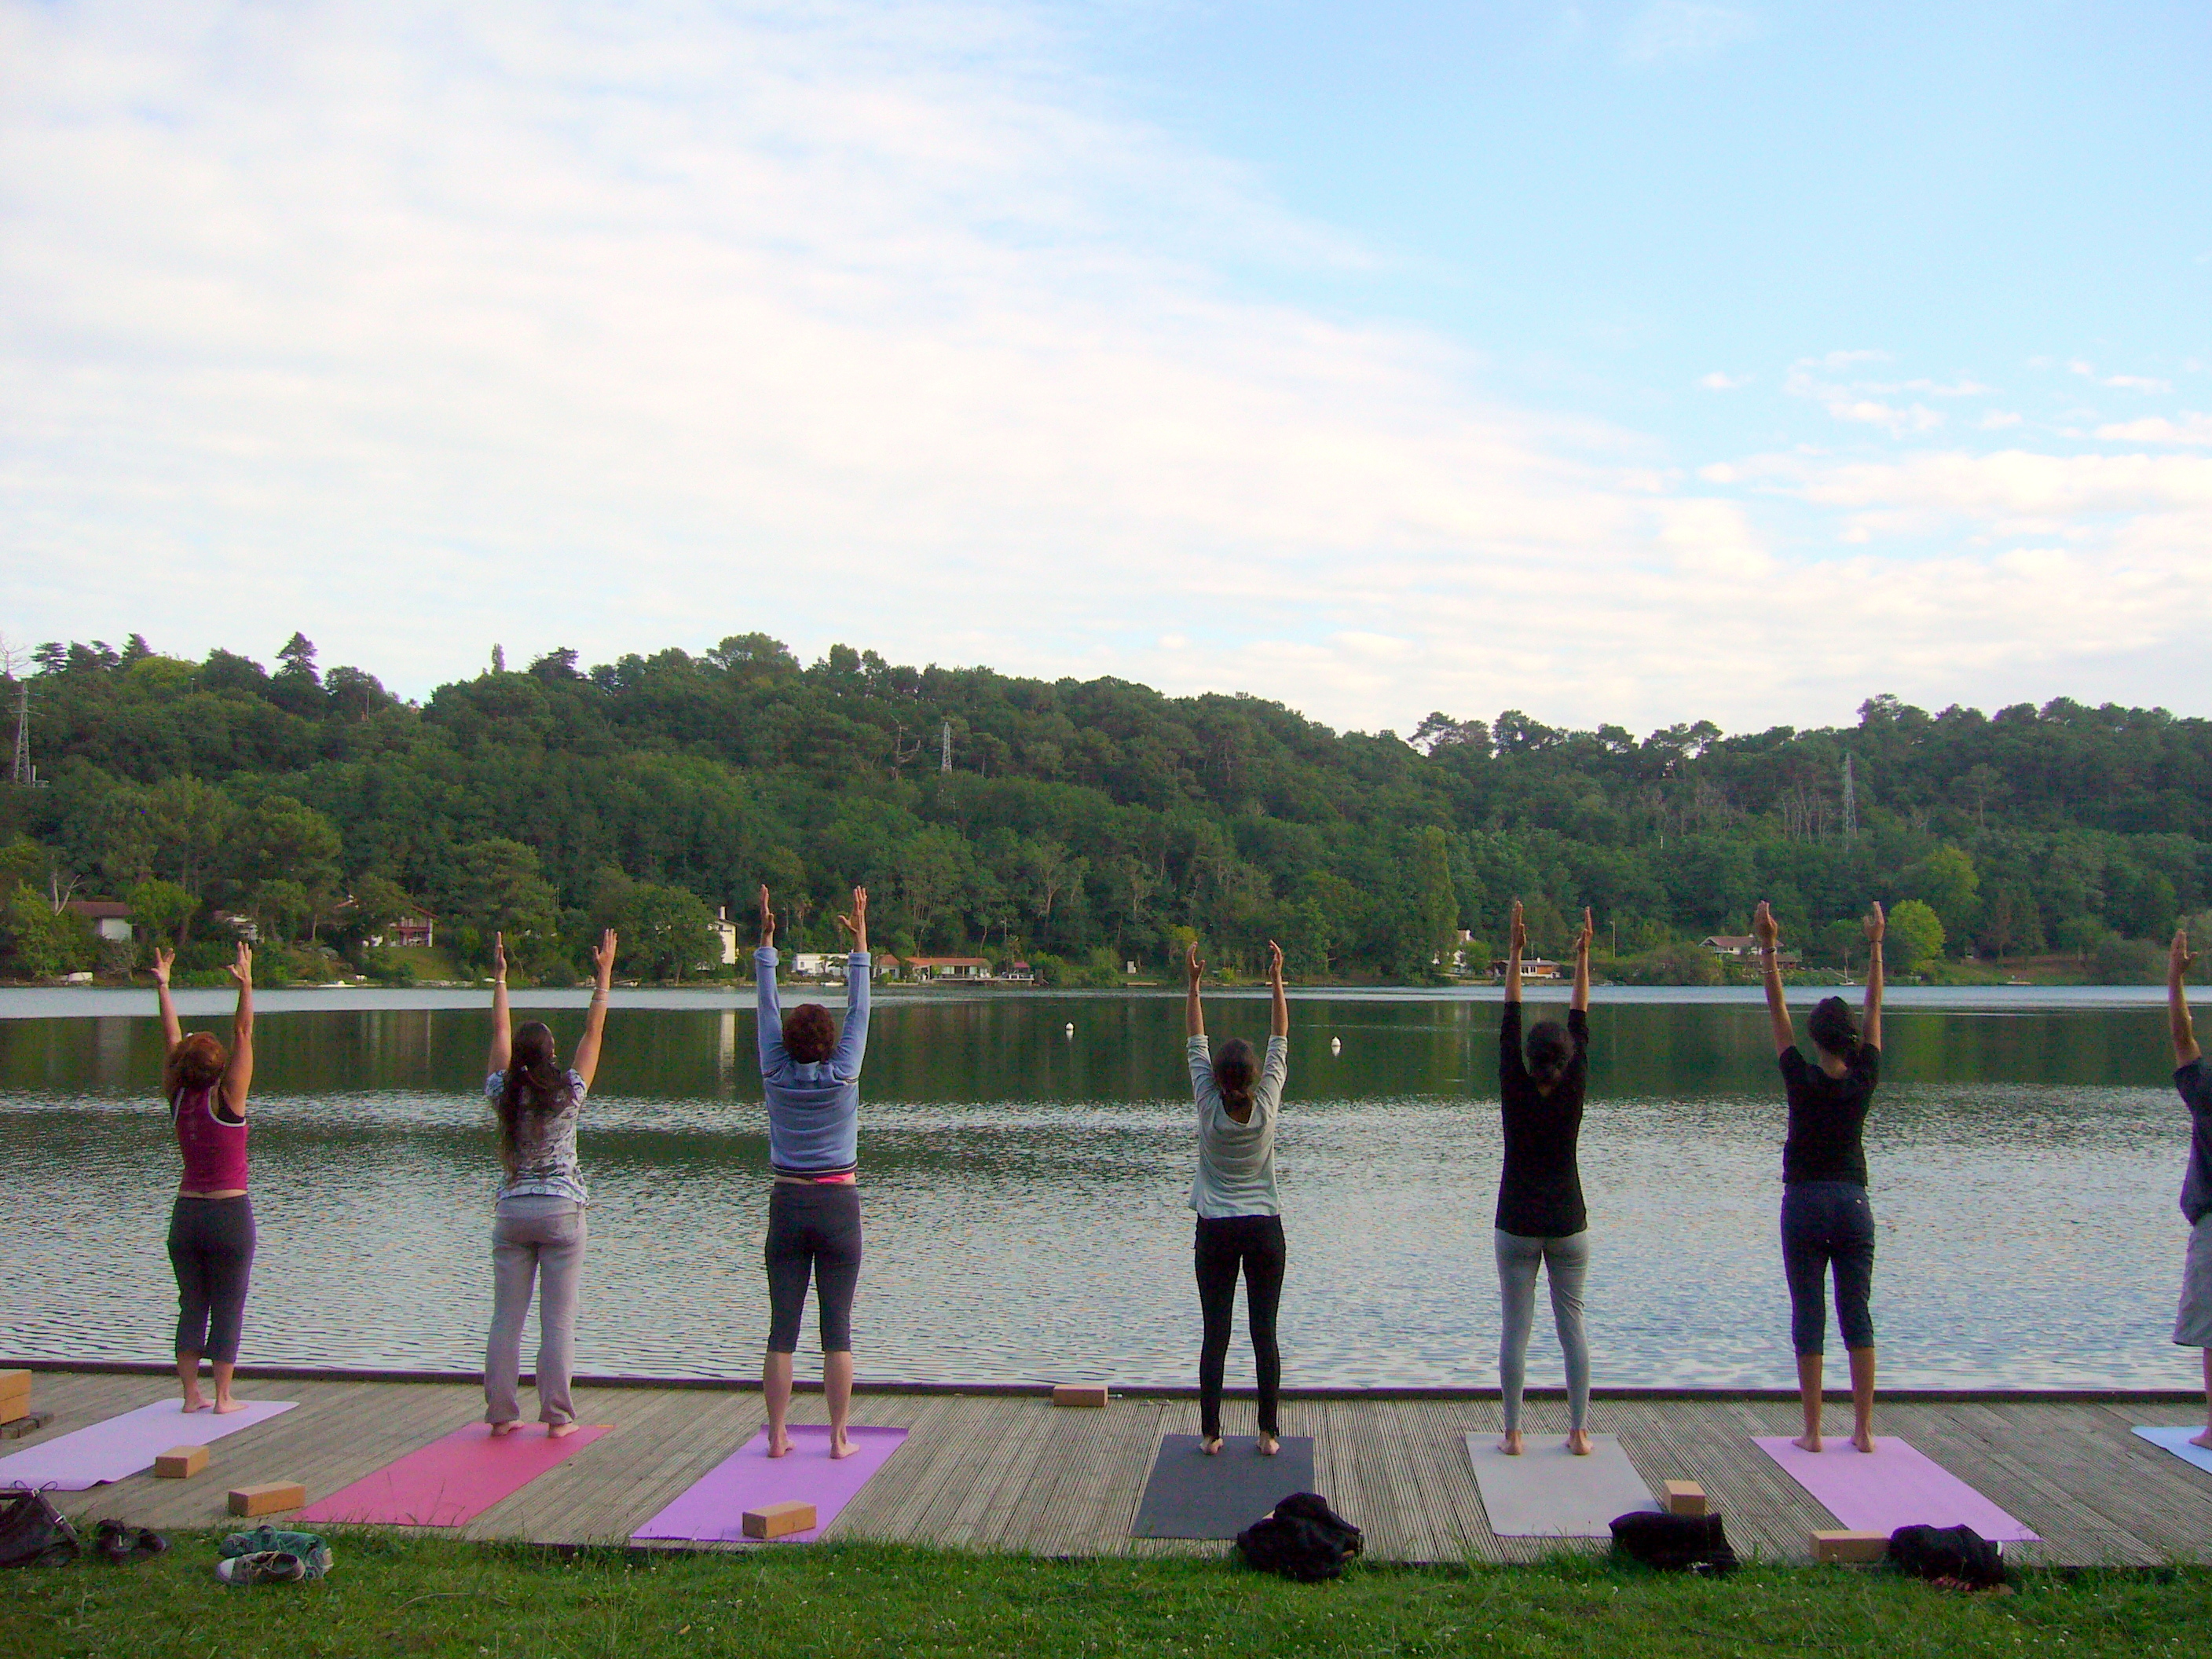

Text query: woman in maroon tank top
(152, 942), (257, 1414)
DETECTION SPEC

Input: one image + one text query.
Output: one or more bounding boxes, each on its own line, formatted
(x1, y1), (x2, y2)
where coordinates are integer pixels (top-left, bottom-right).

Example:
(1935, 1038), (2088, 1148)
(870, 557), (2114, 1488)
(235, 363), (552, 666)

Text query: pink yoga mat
(1755, 1436), (2038, 1542)
(0, 1398), (295, 1491)
(632, 1426), (907, 1544)
(298, 1422), (612, 1527)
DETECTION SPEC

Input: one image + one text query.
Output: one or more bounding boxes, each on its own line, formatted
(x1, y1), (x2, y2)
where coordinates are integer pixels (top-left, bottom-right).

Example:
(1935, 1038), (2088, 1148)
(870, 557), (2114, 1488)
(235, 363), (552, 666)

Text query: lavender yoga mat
(1755, 1436), (2038, 1542)
(0, 1398), (295, 1492)
(632, 1426), (908, 1544)
(298, 1422), (613, 1527)
(2131, 1425), (2212, 1475)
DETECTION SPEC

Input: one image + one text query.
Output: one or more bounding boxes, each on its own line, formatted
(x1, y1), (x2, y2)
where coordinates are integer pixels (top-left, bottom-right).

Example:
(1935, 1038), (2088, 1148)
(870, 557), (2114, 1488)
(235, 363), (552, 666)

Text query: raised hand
(758, 884), (775, 948)
(1508, 899), (1527, 958)
(151, 947), (174, 987)
(226, 941), (254, 987)
(1267, 939), (1284, 985)
(2174, 928), (2197, 980)
(492, 931), (508, 982)
(1573, 907), (1594, 958)
(1186, 939), (1204, 983)
(1752, 900), (1779, 948)
(591, 928), (618, 984)
(1863, 900), (1886, 944)
(835, 887), (868, 953)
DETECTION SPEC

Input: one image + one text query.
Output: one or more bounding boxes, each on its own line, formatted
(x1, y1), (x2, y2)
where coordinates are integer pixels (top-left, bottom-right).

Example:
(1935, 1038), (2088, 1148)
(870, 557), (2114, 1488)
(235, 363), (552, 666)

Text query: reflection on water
(0, 995), (2196, 1390)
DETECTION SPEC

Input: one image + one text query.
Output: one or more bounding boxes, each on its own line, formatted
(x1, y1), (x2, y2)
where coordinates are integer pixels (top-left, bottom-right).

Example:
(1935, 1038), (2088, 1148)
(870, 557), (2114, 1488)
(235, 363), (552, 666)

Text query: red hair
(165, 1032), (229, 1097)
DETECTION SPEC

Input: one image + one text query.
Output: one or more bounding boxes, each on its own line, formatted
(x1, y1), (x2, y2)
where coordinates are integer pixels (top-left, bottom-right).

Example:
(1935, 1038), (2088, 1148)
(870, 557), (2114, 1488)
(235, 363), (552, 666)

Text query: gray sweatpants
(485, 1198), (587, 1426)
(1495, 1229), (1591, 1435)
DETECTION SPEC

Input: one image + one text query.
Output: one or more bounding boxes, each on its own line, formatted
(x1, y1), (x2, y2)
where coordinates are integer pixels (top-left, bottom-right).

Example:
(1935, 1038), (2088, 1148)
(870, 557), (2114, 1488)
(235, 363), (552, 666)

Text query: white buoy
(1331, 1037), (1342, 1056)
(1065, 1022), (1075, 1038)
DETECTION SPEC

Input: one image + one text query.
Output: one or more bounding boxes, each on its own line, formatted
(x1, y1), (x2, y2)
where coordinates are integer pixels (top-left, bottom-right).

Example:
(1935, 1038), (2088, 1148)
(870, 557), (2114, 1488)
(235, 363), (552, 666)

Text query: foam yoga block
(155, 1446), (209, 1478)
(0, 1372), (30, 1420)
(1663, 1481), (1706, 1517)
(1052, 1385), (1108, 1408)
(1813, 1530), (1890, 1563)
(742, 1501), (819, 1540)
(228, 1481), (306, 1517)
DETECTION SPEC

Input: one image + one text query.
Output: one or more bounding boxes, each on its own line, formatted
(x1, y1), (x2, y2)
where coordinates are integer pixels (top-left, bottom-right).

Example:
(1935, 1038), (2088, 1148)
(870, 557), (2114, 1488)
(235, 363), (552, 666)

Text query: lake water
(0, 984), (2197, 1392)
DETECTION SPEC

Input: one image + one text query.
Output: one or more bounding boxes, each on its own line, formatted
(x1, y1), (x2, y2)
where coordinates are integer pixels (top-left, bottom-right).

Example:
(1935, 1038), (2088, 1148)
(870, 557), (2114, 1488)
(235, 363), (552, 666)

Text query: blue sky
(2, 1), (2207, 734)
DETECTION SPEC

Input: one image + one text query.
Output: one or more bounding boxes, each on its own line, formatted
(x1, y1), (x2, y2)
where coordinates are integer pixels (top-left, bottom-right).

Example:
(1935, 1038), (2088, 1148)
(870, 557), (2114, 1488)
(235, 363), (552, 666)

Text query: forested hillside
(4, 632), (2209, 983)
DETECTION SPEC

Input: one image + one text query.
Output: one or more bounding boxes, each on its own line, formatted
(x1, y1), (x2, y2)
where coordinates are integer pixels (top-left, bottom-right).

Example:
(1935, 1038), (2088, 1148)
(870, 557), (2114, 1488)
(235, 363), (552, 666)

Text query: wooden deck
(14, 1369), (2212, 1566)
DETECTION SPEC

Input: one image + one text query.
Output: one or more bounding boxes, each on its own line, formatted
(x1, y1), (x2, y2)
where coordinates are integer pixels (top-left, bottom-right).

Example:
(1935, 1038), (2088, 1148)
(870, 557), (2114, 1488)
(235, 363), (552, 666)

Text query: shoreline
(8, 1356), (2199, 1404)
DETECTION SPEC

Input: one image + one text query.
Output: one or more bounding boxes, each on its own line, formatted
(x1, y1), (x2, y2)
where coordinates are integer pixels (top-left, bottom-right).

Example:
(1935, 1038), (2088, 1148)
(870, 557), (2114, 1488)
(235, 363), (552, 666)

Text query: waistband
(174, 1191), (251, 1204)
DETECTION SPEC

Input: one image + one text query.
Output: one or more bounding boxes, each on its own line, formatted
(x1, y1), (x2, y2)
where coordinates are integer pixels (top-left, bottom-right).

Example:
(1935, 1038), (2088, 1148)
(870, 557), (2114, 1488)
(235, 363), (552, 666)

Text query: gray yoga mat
(1464, 1433), (1659, 1537)
(1130, 1435), (1318, 1539)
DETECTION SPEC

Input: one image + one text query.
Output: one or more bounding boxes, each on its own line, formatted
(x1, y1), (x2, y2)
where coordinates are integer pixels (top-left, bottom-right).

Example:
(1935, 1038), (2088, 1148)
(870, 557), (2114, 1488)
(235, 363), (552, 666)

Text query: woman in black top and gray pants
(1495, 901), (1595, 1456)
(1754, 899), (1885, 1453)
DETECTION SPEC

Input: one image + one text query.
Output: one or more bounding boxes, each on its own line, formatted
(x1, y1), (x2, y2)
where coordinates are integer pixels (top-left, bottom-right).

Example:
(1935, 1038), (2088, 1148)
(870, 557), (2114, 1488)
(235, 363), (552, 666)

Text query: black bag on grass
(1609, 1510), (1738, 1576)
(1886, 1524), (2005, 1588)
(1236, 1492), (1362, 1582)
(0, 1488), (80, 1568)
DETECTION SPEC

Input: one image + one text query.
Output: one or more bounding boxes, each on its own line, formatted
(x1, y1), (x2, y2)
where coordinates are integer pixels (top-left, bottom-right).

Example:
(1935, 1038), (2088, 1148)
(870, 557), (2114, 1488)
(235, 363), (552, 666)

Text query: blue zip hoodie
(756, 947), (870, 1175)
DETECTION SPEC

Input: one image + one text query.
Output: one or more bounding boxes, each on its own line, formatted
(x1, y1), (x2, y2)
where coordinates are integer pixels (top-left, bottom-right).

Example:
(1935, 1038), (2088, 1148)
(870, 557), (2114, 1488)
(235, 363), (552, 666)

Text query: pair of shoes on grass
(216, 1525), (332, 1584)
(92, 1520), (167, 1563)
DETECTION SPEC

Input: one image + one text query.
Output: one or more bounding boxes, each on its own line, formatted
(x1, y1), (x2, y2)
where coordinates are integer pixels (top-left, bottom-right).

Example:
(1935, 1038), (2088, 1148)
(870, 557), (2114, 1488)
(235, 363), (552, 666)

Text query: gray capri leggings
(1494, 1229), (1591, 1435)
(168, 1195), (255, 1364)
(766, 1181), (863, 1353)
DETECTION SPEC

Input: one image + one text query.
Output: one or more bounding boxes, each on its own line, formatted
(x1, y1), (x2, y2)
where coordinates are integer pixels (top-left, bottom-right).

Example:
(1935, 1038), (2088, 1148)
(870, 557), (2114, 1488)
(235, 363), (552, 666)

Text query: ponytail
(1214, 1037), (1258, 1115)
(496, 1021), (570, 1176)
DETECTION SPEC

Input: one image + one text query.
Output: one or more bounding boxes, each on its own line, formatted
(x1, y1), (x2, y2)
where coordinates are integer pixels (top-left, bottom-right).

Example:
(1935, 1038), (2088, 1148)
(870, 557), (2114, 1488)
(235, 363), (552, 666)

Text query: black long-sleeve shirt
(1495, 1003), (1590, 1237)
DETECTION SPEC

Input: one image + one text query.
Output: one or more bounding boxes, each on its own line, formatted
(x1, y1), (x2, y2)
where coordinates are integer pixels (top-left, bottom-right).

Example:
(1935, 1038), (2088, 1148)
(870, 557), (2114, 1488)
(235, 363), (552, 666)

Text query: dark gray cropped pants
(766, 1182), (862, 1353)
(1781, 1181), (1876, 1356)
(168, 1195), (255, 1364)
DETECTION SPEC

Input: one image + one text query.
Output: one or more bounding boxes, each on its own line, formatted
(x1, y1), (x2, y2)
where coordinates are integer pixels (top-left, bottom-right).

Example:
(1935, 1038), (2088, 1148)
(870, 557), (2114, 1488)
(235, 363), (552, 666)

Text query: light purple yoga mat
(1755, 1436), (2038, 1542)
(0, 1398), (296, 1492)
(632, 1426), (907, 1544)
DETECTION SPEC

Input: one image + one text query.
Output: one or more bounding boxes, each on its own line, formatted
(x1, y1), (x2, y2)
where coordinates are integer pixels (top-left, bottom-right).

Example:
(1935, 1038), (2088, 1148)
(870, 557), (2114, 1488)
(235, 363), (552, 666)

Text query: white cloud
(2096, 415), (2212, 446)
(1699, 371), (1750, 390)
(2070, 360), (2173, 394)
(1981, 410), (2023, 429)
(2, 1), (2207, 738)
(1618, 2), (1762, 66)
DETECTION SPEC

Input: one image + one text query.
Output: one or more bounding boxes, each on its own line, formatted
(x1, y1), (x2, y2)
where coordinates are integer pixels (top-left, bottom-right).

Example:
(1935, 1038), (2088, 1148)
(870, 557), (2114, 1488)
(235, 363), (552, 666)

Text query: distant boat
(1330, 1037), (1342, 1056)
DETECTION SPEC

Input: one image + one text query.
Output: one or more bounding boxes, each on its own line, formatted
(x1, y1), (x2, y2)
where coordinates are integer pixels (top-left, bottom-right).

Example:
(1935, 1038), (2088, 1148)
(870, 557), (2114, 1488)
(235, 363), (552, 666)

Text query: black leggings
(168, 1196), (255, 1364)
(765, 1182), (862, 1353)
(1195, 1214), (1286, 1439)
(1781, 1181), (1875, 1356)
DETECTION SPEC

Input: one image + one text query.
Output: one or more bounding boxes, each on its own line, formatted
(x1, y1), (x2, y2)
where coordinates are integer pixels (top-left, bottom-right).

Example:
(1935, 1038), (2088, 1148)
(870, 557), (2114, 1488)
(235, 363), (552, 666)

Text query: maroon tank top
(173, 1086), (249, 1192)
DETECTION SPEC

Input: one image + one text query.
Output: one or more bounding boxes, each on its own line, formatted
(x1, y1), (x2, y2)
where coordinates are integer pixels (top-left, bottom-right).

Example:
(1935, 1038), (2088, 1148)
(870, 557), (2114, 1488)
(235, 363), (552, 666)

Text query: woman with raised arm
(1185, 937), (1292, 1456)
(482, 928), (617, 1438)
(755, 884), (871, 1459)
(1494, 901), (1596, 1456)
(2162, 929), (2212, 1448)
(152, 941), (256, 1414)
(1755, 899), (1884, 1453)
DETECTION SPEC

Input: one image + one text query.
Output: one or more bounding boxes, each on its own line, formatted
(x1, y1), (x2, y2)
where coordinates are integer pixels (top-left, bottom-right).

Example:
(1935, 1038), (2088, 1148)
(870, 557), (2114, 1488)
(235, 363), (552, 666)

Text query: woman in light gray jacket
(1184, 937), (1291, 1455)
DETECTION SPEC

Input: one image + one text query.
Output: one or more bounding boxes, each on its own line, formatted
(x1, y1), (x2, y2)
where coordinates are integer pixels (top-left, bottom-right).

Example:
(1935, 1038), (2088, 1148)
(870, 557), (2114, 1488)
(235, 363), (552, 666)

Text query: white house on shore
(64, 899), (133, 943)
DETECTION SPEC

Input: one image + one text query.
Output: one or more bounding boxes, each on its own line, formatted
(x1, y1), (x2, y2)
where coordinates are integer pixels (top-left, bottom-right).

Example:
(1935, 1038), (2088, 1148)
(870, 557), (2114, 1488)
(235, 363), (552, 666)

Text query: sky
(2, 0), (2208, 738)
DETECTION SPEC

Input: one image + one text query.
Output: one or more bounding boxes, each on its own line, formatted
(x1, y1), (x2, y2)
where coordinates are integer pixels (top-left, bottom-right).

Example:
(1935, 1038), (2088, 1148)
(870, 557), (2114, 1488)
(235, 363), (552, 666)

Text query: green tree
(1410, 827), (1459, 968)
(1910, 844), (1980, 941)
(234, 795), (343, 939)
(0, 888), (96, 978)
(1887, 899), (1946, 971)
(144, 778), (238, 897)
(126, 879), (199, 950)
(620, 883), (718, 981)
(450, 839), (561, 958)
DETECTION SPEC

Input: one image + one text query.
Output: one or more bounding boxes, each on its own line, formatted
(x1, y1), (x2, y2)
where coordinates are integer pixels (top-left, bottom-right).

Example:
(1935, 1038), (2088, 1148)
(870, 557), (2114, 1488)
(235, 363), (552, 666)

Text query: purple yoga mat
(1755, 1436), (2038, 1542)
(632, 1426), (907, 1544)
(0, 1398), (296, 1492)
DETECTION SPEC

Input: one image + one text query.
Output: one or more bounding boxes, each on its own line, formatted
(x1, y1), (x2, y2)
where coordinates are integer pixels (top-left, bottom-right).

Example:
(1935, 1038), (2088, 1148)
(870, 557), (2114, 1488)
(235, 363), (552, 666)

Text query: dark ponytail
(496, 1021), (569, 1176)
(1525, 1020), (1573, 1090)
(1807, 996), (1861, 1060)
(1214, 1037), (1258, 1115)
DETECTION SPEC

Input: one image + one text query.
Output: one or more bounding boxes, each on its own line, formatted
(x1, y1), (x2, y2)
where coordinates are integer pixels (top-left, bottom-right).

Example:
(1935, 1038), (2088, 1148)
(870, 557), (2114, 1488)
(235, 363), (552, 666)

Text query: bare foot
(1201, 1435), (1223, 1456)
(212, 1397), (246, 1415)
(1851, 1427), (1877, 1454)
(548, 1422), (579, 1439)
(830, 1430), (857, 1460)
(1792, 1432), (1823, 1453)
(767, 1430), (793, 1459)
(1257, 1433), (1280, 1457)
(1566, 1429), (1593, 1456)
(1498, 1430), (1524, 1456)
(489, 1421), (521, 1437)
(181, 1393), (209, 1414)
(2191, 1427), (2212, 1450)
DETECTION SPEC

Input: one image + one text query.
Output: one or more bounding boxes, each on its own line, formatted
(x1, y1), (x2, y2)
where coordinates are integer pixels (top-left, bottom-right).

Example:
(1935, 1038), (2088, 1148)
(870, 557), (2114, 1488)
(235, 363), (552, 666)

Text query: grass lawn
(3, 1535), (2207, 1659)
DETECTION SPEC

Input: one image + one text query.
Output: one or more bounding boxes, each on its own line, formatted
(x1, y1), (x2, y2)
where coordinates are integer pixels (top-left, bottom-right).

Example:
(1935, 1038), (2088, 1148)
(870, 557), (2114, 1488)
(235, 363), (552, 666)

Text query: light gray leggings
(1494, 1229), (1591, 1434)
(485, 1198), (587, 1426)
